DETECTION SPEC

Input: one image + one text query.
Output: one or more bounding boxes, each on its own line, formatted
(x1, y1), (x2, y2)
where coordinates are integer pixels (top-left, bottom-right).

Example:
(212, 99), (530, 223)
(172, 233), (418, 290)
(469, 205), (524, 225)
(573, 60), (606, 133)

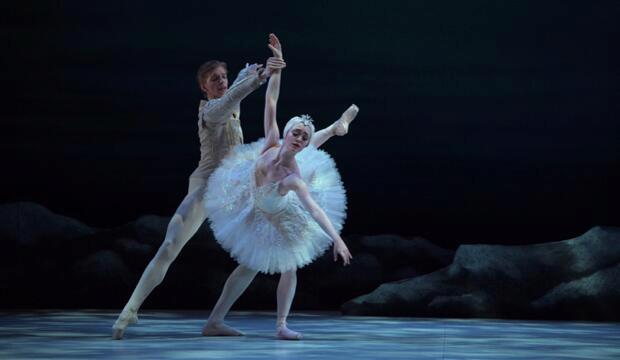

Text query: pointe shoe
(202, 322), (245, 336)
(276, 324), (303, 340)
(112, 309), (138, 340)
(333, 104), (359, 136)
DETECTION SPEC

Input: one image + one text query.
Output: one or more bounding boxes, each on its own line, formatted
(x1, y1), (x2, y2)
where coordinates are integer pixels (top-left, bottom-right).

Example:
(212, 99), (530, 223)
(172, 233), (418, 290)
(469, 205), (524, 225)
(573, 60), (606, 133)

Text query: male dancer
(112, 34), (358, 339)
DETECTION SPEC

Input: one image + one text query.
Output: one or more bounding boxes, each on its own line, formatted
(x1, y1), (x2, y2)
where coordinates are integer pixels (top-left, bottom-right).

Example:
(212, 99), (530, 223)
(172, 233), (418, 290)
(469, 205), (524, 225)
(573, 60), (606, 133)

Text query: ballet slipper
(333, 104), (359, 136)
(276, 324), (303, 340)
(111, 309), (138, 340)
(202, 322), (245, 336)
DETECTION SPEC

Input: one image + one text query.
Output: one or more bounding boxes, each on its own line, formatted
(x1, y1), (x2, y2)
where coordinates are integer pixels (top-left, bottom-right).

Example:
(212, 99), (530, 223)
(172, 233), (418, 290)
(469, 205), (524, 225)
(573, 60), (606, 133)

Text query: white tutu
(205, 138), (347, 274)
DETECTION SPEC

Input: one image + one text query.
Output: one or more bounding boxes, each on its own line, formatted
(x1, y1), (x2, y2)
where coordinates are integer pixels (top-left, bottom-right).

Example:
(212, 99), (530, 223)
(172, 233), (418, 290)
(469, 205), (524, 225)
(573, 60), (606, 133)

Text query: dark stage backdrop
(3, 1), (619, 248)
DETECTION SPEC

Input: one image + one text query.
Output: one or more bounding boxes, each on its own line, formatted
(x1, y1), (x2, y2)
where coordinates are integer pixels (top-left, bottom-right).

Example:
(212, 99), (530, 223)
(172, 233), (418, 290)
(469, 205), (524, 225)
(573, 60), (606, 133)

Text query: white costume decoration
(205, 138), (346, 274)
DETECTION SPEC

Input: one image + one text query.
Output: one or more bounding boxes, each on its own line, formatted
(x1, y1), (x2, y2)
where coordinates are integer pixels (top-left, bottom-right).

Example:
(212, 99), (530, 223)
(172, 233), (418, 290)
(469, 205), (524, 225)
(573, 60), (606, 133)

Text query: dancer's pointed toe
(112, 309), (138, 340)
(202, 322), (245, 336)
(334, 104), (359, 136)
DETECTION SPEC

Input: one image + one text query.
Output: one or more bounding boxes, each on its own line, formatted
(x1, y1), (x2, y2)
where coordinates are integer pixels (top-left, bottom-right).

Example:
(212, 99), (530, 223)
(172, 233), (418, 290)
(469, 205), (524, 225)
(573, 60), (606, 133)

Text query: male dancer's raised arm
(203, 59), (284, 124)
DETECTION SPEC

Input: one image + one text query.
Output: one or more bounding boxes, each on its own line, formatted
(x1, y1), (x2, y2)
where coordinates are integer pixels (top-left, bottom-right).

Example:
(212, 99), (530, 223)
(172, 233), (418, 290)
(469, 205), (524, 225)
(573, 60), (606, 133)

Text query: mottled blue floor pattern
(1, 310), (619, 359)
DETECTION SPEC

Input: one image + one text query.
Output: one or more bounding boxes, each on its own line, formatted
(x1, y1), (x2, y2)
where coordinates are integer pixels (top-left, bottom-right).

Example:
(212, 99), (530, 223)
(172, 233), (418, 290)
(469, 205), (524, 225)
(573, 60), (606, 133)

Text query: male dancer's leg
(202, 265), (259, 336)
(275, 270), (302, 340)
(112, 177), (208, 339)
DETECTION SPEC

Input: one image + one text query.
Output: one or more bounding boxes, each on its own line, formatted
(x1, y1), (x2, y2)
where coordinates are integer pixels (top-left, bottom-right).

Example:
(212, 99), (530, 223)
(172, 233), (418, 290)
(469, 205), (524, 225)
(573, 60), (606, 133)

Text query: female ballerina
(203, 34), (355, 340)
(112, 34), (358, 339)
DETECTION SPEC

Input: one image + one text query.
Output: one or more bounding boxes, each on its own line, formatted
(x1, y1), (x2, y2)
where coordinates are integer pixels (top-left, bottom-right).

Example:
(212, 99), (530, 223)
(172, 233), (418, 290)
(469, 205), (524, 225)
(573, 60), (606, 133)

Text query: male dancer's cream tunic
(112, 69), (265, 339)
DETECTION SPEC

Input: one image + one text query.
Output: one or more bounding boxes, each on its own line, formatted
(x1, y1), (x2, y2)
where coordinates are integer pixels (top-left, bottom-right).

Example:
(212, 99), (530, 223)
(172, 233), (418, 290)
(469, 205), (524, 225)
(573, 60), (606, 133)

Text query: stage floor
(1, 310), (619, 359)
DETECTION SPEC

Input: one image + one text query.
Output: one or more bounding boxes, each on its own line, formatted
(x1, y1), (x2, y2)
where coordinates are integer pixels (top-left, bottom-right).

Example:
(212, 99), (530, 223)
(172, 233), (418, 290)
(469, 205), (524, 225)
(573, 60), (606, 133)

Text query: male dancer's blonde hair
(196, 60), (227, 97)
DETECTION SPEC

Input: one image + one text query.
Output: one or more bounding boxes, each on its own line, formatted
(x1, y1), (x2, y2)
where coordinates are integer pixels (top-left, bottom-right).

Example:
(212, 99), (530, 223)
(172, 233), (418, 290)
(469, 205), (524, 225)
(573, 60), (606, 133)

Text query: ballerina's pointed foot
(334, 104), (359, 136)
(202, 322), (245, 336)
(111, 309), (138, 340)
(276, 324), (303, 340)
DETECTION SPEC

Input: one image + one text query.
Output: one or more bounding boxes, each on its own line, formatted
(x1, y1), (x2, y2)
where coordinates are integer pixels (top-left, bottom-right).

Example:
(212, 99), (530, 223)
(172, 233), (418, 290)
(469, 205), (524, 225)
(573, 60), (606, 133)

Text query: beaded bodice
(254, 181), (290, 214)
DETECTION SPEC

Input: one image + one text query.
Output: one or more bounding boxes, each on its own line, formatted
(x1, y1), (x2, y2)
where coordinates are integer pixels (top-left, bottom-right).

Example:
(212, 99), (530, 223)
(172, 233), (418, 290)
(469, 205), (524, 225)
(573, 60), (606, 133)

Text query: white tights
(276, 271), (297, 326)
(120, 177), (208, 315)
(206, 266), (297, 326)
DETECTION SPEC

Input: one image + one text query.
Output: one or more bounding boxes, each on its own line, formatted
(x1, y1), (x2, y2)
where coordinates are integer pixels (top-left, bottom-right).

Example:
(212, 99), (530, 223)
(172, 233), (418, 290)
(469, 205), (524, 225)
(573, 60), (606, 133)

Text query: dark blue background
(3, 1), (619, 247)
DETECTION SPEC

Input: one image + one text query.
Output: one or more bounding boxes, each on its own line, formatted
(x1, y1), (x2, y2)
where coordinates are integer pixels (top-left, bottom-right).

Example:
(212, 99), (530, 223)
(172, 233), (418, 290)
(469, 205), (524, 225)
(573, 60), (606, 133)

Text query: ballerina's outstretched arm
(284, 175), (353, 265)
(261, 33), (285, 154)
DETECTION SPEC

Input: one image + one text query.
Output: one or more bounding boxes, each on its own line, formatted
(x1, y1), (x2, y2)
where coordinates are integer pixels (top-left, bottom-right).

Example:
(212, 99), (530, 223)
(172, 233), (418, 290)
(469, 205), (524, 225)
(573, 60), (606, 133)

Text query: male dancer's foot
(112, 308), (138, 340)
(276, 323), (303, 340)
(202, 321), (245, 336)
(333, 104), (359, 136)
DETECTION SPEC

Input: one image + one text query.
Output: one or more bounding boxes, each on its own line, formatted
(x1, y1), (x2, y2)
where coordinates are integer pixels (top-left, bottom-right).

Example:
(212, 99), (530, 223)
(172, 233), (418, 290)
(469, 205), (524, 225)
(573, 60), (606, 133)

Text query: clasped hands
(246, 33), (286, 81)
